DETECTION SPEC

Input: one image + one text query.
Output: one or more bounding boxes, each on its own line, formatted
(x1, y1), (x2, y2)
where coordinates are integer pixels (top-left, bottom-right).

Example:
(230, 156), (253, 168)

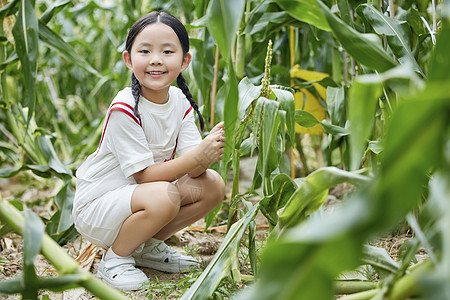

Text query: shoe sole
(134, 258), (197, 273)
(97, 269), (149, 291)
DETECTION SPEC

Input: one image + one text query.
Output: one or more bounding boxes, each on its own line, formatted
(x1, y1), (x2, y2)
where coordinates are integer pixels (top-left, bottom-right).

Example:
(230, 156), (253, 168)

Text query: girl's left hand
(210, 121), (224, 136)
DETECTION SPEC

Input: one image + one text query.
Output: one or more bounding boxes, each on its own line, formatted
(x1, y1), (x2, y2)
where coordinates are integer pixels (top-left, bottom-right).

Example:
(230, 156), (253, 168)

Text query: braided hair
(125, 11), (204, 130)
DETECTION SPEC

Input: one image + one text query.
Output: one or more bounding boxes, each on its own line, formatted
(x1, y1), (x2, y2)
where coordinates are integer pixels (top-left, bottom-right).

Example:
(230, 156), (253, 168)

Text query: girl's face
(123, 23), (191, 103)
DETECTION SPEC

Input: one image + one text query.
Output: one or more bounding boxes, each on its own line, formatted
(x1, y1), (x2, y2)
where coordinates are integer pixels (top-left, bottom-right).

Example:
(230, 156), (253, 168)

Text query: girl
(72, 11), (226, 291)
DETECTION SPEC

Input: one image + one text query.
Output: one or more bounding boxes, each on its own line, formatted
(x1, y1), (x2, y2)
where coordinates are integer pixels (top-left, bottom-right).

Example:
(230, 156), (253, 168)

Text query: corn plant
(183, 0), (450, 299)
(1, 0), (449, 299)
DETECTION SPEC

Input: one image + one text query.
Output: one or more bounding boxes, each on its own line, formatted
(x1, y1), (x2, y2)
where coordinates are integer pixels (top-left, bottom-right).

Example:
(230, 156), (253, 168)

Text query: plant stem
(211, 46), (220, 126)
(0, 197), (128, 300)
(388, 0), (395, 18)
(295, 133), (309, 176)
(339, 288), (380, 299)
(389, 259), (433, 299)
(334, 280), (378, 295)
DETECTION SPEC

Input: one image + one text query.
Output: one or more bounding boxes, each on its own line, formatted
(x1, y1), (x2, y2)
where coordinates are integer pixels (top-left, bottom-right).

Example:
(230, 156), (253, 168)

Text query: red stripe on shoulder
(183, 106), (193, 119)
(96, 102), (141, 151)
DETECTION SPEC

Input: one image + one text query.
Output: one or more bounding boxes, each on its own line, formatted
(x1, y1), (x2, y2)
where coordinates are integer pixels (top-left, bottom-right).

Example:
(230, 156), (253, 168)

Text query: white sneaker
(133, 239), (199, 273)
(97, 251), (149, 291)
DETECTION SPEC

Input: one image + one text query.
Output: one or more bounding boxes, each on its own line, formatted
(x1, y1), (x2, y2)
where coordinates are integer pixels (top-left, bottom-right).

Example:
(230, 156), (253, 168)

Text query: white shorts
(73, 184), (137, 249)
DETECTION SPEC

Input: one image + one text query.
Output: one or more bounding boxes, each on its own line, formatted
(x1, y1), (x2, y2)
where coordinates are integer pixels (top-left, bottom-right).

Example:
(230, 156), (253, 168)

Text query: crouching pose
(72, 11), (225, 291)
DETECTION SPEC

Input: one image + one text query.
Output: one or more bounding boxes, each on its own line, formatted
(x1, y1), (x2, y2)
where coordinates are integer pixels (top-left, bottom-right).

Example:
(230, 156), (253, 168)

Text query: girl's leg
(111, 181), (181, 257)
(153, 169), (225, 240)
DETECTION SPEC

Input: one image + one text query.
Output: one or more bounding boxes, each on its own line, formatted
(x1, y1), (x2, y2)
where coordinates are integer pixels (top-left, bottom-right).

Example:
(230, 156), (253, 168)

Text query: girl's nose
(149, 54), (163, 65)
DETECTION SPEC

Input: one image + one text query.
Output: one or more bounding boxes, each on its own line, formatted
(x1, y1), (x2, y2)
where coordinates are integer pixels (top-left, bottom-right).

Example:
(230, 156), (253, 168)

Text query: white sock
(105, 247), (128, 261)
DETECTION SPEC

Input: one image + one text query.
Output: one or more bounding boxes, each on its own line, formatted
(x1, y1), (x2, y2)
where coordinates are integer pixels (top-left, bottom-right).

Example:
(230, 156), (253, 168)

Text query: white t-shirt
(73, 86), (202, 209)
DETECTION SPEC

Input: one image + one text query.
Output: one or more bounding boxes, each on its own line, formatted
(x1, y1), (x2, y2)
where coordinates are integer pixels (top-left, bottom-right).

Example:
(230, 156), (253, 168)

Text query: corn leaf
(38, 21), (101, 77)
(317, 0), (397, 72)
(23, 209), (44, 299)
(221, 60), (239, 179)
(429, 26), (450, 81)
(256, 98), (280, 194)
(37, 135), (72, 178)
(326, 86), (345, 126)
(295, 110), (349, 136)
(0, 0), (20, 18)
(12, 0), (39, 121)
(205, 0), (245, 60)
(181, 205), (259, 300)
(277, 167), (369, 232)
(238, 77), (261, 120)
(273, 88), (295, 147)
(348, 79), (383, 170)
(361, 245), (400, 277)
(39, 0), (71, 24)
(260, 174), (298, 227)
(358, 4), (424, 77)
(274, 0), (331, 31)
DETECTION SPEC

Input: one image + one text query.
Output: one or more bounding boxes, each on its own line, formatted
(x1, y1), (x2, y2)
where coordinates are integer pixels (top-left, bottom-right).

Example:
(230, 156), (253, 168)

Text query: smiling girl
(72, 11), (225, 291)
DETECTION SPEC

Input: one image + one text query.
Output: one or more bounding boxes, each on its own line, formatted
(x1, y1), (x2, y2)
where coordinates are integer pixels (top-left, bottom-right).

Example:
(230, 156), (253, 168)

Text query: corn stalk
(0, 196), (127, 299)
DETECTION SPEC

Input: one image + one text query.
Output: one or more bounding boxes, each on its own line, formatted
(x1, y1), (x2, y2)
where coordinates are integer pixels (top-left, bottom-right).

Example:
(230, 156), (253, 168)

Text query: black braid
(131, 73), (141, 117)
(177, 74), (204, 131)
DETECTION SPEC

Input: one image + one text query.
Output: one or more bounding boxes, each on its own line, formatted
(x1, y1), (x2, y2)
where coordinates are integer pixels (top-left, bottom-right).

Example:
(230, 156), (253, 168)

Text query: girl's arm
(133, 122), (224, 183)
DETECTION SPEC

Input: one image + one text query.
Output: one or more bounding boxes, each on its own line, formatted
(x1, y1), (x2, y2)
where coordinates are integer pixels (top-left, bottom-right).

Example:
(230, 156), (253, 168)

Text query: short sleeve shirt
(74, 86), (202, 207)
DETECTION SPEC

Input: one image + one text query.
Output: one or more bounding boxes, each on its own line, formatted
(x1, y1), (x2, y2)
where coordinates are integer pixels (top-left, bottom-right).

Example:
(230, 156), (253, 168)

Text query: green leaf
(295, 110), (349, 136)
(0, 0), (20, 19)
(429, 26), (450, 82)
(337, 0), (353, 27)
(277, 167), (369, 232)
(275, 0), (331, 31)
(317, 0), (397, 72)
(12, 0), (39, 121)
(0, 164), (23, 178)
(358, 4), (424, 76)
(361, 245), (400, 277)
(260, 174), (298, 227)
(54, 182), (74, 233)
(205, 0), (245, 60)
(181, 205), (259, 300)
(377, 85), (450, 228)
(222, 61), (239, 179)
(348, 79), (383, 170)
(326, 86), (345, 126)
(238, 77), (261, 120)
(257, 98), (280, 194)
(23, 209), (44, 266)
(37, 135), (72, 178)
(273, 88), (295, 146)
(295, 110), (320, 127)
(38, 21), (101, 77)
(39, 0), (71, 24)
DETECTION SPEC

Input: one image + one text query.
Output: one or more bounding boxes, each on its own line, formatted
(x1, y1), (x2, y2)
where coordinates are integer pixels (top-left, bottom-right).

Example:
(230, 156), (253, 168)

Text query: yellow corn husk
(291, 65), (329, 136)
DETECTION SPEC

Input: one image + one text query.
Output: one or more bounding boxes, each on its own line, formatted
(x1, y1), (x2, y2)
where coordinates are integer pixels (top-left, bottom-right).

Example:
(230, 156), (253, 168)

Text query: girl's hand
(195, 124), (225, 168)
(210, 121), (224, 135)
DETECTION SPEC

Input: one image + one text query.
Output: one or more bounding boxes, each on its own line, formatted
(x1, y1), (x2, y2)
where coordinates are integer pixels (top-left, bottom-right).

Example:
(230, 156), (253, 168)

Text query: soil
(0, 157), (425, 299)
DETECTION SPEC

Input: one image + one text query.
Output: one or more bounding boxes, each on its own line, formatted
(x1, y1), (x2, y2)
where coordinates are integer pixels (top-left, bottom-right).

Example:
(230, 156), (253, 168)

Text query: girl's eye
(163, 50), (173, 54)
(139, 50), (150, 54)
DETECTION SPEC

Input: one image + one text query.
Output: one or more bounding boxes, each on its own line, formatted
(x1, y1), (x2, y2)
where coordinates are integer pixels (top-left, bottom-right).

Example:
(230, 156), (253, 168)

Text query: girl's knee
(204, 170), (225, 206)
(133, 182), (181, 218)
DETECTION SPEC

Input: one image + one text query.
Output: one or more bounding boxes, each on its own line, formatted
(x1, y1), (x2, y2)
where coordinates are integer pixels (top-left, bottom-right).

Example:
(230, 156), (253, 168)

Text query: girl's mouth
(147, 71), (166, 76)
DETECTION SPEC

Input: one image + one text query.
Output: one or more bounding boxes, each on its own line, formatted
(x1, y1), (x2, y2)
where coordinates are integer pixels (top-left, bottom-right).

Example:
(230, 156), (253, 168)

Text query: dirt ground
(0, 156), (424, 299)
